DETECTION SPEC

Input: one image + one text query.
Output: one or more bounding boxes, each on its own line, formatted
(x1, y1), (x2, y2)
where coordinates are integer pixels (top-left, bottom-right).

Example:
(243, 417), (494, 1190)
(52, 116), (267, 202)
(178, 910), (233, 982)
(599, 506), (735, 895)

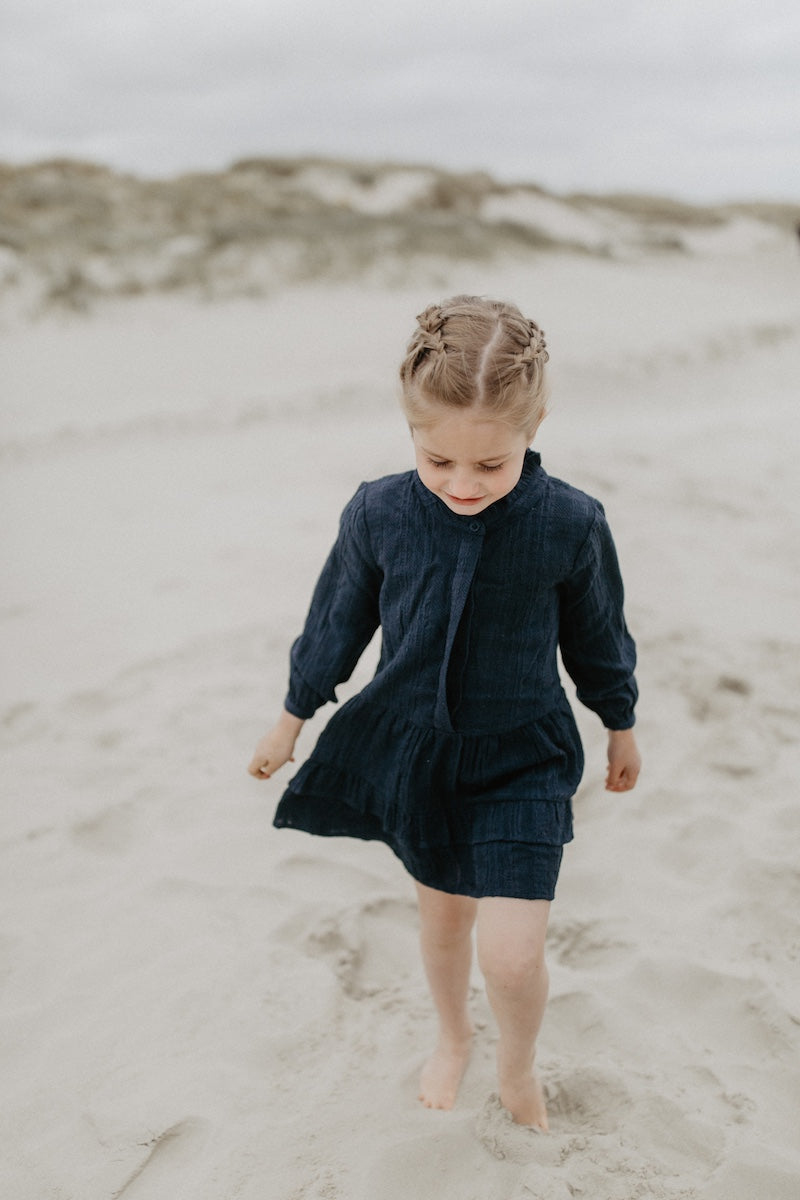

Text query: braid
(399, 295), (550, 436)
(528, 319), (549, 363)
(514, 319), (549, 376)
(417, 303), (446, 341)
(400, 304), (448, 384)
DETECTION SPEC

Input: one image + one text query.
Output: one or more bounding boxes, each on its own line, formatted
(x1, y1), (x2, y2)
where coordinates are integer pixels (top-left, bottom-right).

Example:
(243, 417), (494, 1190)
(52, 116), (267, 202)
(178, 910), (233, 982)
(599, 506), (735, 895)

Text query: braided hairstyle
(399, 295), (549, 437)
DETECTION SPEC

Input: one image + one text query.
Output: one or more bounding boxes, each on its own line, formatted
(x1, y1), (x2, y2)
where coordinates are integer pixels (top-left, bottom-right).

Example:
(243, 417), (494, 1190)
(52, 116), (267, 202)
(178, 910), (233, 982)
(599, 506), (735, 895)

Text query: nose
(450, 467), (480, 497)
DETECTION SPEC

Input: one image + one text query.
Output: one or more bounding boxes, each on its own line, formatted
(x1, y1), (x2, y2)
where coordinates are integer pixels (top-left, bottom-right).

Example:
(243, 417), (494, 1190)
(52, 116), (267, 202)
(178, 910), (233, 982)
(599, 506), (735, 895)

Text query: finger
(606, 770), (628, 791)
(247, 758), (270, 777)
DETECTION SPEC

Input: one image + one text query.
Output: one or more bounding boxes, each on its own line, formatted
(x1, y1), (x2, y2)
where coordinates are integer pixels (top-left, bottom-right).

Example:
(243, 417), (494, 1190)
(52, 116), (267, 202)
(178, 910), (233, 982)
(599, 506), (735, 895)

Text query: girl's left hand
(605, 727), (642, 792)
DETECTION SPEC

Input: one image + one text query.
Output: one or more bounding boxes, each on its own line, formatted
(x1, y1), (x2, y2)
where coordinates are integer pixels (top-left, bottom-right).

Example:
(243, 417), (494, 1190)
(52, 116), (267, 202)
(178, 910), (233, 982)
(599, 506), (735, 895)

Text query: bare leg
(415, 881), (478, 1110)
(477, 897), (551, 1130)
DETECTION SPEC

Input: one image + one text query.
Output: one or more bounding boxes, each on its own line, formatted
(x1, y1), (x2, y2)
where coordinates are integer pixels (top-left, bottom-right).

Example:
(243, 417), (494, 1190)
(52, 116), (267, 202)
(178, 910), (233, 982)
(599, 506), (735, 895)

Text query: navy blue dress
(273, 450), (637, 899)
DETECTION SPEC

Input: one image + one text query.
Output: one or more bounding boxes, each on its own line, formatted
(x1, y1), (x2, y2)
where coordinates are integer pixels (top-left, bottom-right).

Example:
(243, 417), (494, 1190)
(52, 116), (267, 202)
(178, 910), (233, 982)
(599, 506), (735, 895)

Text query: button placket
(434, 525), (485, 730)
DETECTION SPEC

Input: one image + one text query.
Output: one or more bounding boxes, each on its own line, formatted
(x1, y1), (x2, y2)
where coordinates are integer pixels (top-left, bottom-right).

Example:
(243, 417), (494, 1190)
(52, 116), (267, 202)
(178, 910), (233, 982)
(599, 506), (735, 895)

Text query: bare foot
(498, 1068), (549, 1131)
(418, 1032), (474, 1111)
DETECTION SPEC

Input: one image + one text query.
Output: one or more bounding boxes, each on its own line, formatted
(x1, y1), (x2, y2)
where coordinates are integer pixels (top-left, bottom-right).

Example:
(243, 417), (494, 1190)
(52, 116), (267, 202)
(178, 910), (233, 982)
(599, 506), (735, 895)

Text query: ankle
(496, 1044), (535, 1083)
(437, 1020), (475, 1049)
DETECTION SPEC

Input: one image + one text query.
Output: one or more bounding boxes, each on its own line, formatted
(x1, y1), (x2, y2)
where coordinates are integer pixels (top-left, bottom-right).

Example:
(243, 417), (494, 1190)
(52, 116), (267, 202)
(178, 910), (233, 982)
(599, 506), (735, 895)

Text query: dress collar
(411, 449), (545, 532)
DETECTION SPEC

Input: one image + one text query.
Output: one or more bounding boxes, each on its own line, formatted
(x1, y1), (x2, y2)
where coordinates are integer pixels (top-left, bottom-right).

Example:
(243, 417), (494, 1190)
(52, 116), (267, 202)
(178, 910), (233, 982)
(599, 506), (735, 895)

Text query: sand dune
(1, 160), (799, 1198)
(0, 156), (794, 316)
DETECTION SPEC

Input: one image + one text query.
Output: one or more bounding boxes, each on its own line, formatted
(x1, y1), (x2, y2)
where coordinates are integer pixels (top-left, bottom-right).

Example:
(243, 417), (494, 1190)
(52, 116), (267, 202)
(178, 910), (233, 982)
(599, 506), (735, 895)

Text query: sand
(2, 214), (799, 1198)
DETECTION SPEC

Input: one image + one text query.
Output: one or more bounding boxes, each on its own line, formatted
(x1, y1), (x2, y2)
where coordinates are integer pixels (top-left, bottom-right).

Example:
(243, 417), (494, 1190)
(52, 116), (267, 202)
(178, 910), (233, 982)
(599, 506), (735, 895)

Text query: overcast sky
(2, 0), (798, 202)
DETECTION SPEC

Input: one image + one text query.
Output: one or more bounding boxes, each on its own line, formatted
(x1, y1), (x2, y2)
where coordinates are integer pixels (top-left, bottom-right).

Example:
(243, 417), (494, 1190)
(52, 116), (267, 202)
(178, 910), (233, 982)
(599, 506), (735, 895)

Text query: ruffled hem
(276, 758), (574, 847)
(273, 698), (580, 897)
(273, 788), (564, 899)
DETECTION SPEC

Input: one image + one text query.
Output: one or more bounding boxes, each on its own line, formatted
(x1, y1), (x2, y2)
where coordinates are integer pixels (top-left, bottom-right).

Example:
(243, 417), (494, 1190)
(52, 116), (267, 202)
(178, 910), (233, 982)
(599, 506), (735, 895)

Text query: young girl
(248, 295), (641, 1131)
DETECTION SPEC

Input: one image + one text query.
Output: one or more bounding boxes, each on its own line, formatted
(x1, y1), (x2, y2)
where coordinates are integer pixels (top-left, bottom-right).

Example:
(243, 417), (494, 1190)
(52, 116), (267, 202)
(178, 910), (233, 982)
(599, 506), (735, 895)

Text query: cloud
(1, 0), (798, 200)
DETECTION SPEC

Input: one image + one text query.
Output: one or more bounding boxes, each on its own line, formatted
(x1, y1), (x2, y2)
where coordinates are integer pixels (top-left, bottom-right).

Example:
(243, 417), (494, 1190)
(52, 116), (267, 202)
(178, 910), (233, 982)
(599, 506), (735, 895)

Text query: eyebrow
(420, 446), (510, 463)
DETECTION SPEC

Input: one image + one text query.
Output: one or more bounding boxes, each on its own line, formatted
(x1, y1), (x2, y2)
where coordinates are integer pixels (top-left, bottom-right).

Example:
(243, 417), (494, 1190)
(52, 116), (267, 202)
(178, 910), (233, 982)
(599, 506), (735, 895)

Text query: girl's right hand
(247, 710), (305, 779)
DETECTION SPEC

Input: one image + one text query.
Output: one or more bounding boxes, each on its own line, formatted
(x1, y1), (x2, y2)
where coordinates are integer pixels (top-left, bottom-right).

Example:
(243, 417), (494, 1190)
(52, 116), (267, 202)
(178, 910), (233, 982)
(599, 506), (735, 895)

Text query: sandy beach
(1, 161), (799, 1198)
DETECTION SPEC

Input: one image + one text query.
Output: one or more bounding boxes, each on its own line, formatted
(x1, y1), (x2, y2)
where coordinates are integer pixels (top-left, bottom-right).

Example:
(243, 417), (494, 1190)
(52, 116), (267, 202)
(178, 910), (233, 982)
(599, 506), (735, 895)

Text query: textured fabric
(273, 450), (637, 899)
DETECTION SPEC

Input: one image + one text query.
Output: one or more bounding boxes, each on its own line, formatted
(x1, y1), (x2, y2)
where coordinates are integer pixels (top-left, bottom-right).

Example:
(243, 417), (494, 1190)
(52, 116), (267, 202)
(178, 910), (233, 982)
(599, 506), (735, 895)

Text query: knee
(423, 909), (476, 949)
(478, 942), (547, 994)
(418, 889), (477, 948)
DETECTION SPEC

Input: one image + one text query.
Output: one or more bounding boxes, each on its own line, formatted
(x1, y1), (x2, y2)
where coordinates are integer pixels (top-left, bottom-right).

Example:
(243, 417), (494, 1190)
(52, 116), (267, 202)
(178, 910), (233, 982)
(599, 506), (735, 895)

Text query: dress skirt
(273, 696), (582, 900)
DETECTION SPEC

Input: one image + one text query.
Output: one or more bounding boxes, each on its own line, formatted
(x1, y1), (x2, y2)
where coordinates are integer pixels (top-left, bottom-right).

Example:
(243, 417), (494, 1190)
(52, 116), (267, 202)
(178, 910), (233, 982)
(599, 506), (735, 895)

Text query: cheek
(495, 464), (523, 495)
(417, 462), (443, 491)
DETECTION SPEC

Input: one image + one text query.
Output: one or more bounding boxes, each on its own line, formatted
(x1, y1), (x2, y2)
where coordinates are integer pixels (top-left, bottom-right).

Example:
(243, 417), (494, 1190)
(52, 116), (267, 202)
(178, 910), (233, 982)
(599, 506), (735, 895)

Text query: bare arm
(247, 709), (305, 780)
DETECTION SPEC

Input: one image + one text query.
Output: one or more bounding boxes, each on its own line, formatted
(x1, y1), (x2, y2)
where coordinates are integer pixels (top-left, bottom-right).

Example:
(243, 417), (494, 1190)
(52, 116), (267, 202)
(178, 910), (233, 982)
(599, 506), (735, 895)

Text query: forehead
(414, 411), (524, 458)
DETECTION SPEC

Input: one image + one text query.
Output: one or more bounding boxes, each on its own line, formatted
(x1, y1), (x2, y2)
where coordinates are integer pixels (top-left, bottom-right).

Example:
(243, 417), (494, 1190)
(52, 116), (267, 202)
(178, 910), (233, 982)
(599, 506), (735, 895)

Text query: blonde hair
(399, 295), (549, 437)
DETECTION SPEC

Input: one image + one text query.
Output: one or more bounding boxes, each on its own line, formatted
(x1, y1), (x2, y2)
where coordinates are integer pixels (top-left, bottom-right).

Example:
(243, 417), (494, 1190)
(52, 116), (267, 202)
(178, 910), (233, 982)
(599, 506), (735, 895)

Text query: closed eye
(426, 458), (506, 473)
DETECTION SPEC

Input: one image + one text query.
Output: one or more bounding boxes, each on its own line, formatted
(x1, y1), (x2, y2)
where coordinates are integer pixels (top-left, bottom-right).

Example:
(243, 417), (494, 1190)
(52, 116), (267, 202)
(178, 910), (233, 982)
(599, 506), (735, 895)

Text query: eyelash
(427, 459), (505, 473)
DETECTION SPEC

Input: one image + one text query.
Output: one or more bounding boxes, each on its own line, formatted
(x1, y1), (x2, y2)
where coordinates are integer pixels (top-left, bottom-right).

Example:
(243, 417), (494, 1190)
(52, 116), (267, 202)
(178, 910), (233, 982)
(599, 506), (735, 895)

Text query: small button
(469, 521), (482, 532)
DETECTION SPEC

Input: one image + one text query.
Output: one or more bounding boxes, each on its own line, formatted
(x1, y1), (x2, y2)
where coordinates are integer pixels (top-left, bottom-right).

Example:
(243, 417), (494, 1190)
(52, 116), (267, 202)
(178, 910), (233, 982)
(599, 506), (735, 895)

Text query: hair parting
(399, 295), (549, 437)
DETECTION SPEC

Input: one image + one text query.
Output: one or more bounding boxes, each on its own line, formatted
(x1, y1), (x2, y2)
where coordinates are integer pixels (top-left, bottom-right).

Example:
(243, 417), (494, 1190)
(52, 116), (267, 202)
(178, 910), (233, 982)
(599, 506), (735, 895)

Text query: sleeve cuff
(604, 715), (636, 731)
(284, 679), (327, 720)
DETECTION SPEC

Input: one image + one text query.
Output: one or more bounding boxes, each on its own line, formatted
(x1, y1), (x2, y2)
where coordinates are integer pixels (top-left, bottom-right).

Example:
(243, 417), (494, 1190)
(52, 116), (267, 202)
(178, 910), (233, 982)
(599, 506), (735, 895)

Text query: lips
(447, 494), (484, 505)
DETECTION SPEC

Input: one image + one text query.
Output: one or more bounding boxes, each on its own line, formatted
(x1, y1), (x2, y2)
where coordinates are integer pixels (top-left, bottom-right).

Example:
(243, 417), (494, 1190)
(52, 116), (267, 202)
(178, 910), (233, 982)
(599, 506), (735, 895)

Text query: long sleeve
(558, 507), (637, 730)
(285, 485), (382, 719)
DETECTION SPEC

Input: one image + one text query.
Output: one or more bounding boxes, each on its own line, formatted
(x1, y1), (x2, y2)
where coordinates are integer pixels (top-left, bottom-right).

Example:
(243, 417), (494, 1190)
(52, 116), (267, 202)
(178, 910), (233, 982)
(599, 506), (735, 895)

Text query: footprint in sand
(674, 641), (800, 781)
(363, 1122), (543, 1200)
(475, 1093), (565, 1165)
(547, 915), (633, 970)
(478, 1079), (725, 1196)
(544, 989), (617, 1058)
(629, 1092), (726, 1175)
(285, 896), (420, 1000)
(111, 1118), (209, 1200)
(543, 1064), (634, 1136)
(272, 853), (420, 998)
(628, 958), (798, 1061)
